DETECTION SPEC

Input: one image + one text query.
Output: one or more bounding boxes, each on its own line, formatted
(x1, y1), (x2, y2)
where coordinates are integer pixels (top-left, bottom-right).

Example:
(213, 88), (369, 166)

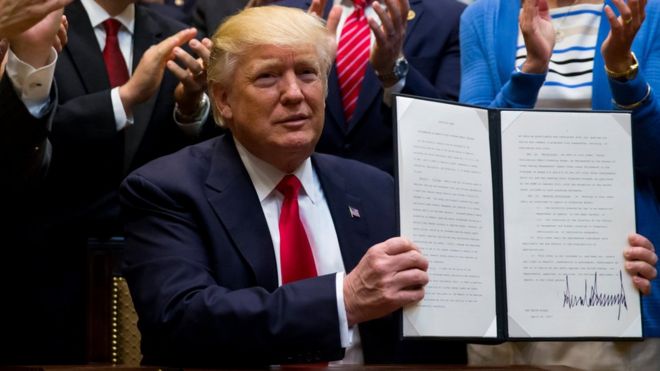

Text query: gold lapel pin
(407, 10), (416, 21)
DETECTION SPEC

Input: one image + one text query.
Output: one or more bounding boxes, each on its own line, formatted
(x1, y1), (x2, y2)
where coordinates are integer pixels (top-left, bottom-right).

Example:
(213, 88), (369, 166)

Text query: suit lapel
(325, 65), (345, 132)
(205, 136), (279, 291)
(64, 1), (110, 93)
(124, 5), (164, 172)
(312, 155), (371, 272)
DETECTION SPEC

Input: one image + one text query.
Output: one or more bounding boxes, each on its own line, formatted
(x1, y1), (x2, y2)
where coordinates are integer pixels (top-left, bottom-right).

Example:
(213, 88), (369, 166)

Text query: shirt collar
(80, 0), (135, 34)
(234, 138), (319, 205)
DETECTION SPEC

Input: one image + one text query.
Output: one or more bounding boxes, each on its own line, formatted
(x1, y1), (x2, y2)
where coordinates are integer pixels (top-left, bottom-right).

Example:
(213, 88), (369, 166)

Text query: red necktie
(102, 19), (130, 88)
(277, 175), (317, 284)
(336, 0), (370, 123)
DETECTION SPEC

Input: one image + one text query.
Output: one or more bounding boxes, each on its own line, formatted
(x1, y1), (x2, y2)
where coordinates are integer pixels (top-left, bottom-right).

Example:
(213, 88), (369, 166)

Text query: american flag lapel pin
(348, 206), (361, 219)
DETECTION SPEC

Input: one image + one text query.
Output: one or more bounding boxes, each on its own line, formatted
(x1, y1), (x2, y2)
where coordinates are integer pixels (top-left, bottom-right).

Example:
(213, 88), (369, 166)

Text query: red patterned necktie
(102, 19), (130, 88)
(277, 175), (318, 284)
(336, 0), (370, 123)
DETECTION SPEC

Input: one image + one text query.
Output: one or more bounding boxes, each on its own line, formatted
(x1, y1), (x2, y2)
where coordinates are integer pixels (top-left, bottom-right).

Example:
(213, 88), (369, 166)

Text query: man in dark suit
(121, 5), (659, 367)
(49, 0), (214, 236)
(0, 0), (213, 363)
(1, 5), (68, 189)
(275, 0), (465, 174)
(120, 6), (466, 366)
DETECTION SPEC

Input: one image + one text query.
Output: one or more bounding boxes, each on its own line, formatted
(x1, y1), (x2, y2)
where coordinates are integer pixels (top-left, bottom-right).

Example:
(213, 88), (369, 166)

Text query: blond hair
(207, 6), (336, 126)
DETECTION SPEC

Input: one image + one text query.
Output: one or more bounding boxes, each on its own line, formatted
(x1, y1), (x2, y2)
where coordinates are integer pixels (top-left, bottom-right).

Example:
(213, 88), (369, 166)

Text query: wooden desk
(0, 365), (585, 371)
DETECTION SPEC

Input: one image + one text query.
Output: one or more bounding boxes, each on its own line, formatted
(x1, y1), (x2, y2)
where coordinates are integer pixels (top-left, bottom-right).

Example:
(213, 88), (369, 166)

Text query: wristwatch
(605, 52), (639, 82)
(376, 56), (409, 85)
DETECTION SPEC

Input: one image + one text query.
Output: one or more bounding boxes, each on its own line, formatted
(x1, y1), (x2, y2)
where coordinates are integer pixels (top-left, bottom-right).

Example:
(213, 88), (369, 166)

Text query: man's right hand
(119, 27), (198, 116)
(343, 237), (428, 327)
(0, 0), (72, 39)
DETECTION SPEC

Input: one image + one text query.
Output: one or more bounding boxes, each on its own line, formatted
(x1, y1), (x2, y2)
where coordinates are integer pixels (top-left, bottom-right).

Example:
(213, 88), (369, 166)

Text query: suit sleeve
(459, 3), (546, 109)
(609, 42), (660, 178)
(51, 89), (118, 147)
(0, 74), (53, 189)
(119, 173), (344, 367)
(401, 0), (465, 101)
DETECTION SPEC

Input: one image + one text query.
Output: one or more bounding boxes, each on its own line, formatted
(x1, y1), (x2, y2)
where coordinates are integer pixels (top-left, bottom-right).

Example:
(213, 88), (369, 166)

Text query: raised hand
(168, 37), (213, 118)
(624, 233), (657, 295)
(307, 0), (327, 17)
(119, 28), (198, 115)
(7, 9), (65, 68)
(519, 0), (555, 74)
(368, 0), (409, 86)
(602, 0), (647, 74)
(0, 0), (72, 39)
(343, 237), (429, 326)
(53, 15), (68, 53)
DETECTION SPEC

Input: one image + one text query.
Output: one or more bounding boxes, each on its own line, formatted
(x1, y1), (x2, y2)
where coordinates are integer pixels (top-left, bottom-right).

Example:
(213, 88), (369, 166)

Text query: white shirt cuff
(336, 272), (354, 348)
(111, 87), (133, 131)
(6, 47), (57, 118)
(382, 76), (406, 107)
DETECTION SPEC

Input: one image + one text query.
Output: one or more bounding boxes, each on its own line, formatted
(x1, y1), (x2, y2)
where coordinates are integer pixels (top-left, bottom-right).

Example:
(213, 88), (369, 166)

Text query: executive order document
(396, 95), (641, 340)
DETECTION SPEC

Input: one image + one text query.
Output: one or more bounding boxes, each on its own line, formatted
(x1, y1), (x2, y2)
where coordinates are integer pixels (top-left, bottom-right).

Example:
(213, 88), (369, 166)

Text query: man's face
(214, 44), (326, 172)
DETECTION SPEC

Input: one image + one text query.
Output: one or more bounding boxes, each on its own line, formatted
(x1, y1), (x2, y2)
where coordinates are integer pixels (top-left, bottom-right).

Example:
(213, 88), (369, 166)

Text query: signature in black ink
(562, 271), (627, 320)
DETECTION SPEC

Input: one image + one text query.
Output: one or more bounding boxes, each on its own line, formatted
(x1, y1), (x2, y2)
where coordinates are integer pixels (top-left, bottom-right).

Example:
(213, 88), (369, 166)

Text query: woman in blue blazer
(460, 0), (660, 368)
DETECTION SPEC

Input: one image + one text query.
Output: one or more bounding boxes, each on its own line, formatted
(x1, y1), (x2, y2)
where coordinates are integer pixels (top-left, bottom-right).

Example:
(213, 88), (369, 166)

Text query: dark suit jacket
(276, 0), (465, 174)
(191, 0), (248, 38)
(0, 74), (53, 189)
(0, 76), (90, 364)
(0, 2), (214, 363)
(120, 134), (466, 367)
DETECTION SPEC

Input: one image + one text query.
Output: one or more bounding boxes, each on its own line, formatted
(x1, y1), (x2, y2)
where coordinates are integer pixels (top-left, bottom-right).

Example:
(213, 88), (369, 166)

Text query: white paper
(397, 97), (498, 338)
(500, 110), (640, 338)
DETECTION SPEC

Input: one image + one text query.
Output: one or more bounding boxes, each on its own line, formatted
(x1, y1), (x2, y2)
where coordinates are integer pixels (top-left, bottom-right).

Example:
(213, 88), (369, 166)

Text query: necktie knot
(102, 18), (122, 38)
(353, 0), (366, 10)
(276, 174), (302, 200)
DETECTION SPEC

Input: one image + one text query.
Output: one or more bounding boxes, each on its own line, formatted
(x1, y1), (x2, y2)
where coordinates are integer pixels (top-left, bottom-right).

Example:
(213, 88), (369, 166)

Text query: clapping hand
(602, 0), (647, 74)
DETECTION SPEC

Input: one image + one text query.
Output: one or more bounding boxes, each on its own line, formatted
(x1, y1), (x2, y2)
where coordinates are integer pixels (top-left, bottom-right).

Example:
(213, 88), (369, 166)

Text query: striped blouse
(516, 3), (603, 109)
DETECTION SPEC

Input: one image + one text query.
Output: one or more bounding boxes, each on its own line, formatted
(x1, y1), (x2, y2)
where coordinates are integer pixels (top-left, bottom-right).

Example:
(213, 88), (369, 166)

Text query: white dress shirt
(5, 48), (57, 118)
(234, 139), (363, 364)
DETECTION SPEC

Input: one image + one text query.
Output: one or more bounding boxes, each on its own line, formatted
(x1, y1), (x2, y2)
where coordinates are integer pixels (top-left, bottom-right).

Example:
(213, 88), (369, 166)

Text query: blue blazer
(460, 0), (660, 336)
(120, 134), (466, 366)
(275, 0), (465, 174)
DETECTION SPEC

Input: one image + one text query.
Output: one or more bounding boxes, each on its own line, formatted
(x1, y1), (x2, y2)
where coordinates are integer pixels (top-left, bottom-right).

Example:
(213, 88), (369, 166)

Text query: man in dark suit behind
(49, 0), (215, 236)
(120, 6), (466, 366)
(0, 0), (213, 363)
(275, 0), (466, 174)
